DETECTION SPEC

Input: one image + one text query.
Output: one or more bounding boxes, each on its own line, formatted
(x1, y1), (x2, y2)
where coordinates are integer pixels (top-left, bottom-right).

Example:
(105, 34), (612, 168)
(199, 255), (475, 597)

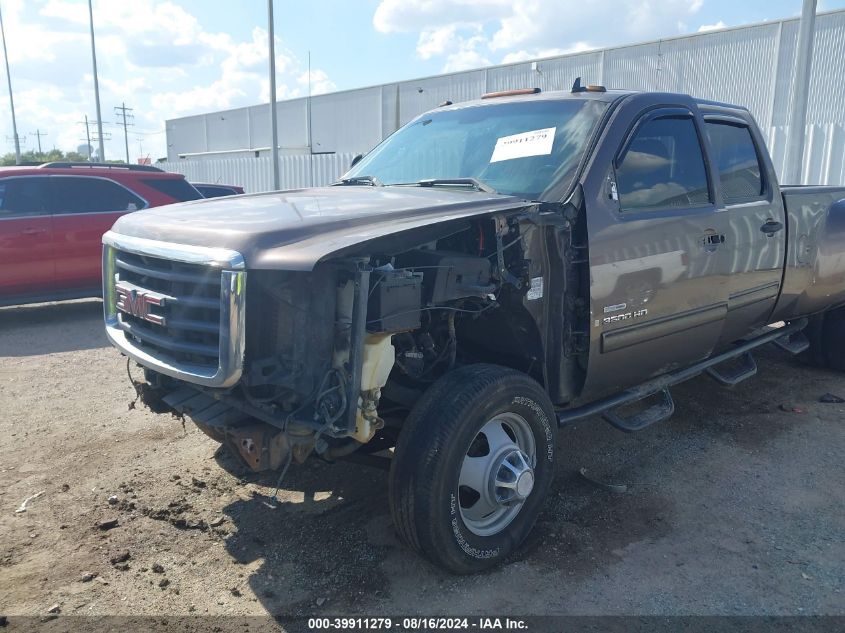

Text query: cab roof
(432, 86), (746, 115)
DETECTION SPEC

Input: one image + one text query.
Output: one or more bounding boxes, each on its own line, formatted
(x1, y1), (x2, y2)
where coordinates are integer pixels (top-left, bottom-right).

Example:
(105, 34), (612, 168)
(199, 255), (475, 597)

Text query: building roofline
(166, 7), (845, 125)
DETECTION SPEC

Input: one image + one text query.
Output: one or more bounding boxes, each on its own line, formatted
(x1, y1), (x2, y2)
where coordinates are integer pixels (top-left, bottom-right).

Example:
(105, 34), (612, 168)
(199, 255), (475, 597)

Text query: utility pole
(114, 102), (134, 163)
(79, 116), (109, 160)
(91, 127), (111, 150)
(88, 0), (105, 162)
(31, 130), (47, 155)
(0, 3), (21, 165)
(308, 50), (313, 187)
(785, 0), (817, 184)
(267, 0), (280, 190)
(78, 116), (109, 158)
(83, 115), (92, 160)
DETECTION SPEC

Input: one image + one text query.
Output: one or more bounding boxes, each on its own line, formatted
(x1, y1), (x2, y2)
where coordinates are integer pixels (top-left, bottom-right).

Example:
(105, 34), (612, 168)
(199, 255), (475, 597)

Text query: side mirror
(349, 153), (363, 168)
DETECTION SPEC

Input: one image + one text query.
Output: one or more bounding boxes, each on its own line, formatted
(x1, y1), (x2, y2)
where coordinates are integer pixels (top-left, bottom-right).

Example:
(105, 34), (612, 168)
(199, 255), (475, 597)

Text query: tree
(0, 149), (125, 166)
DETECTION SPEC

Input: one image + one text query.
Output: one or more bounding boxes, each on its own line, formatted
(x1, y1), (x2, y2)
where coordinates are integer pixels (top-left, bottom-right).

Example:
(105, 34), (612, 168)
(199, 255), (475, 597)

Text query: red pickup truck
(0, 162), (203, 306)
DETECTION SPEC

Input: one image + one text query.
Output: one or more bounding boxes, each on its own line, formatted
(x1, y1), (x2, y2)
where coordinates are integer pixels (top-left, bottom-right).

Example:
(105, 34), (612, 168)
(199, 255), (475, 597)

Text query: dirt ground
(0, 298), (843, 620)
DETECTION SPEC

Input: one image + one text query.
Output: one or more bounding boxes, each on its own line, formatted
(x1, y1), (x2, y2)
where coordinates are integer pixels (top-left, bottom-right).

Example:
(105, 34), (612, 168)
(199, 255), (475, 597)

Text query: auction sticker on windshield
(490, 127), (555, 163)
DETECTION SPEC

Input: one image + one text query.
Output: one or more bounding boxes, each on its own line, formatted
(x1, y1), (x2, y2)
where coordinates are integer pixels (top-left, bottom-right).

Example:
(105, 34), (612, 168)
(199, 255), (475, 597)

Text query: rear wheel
(822, 306), (845, 371)
(799, 314), (827, 367)
(802, 307), (845, 371)
(389, 364), (557, 573)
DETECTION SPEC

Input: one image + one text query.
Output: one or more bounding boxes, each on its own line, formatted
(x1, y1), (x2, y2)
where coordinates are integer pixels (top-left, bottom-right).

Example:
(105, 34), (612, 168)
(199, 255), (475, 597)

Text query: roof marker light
(571, 77), (607, 93)
(481, 87), (541, 99)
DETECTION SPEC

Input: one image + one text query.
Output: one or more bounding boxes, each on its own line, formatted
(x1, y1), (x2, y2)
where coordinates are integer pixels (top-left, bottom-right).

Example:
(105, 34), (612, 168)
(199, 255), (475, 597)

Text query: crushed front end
(103, 230), (400, 472)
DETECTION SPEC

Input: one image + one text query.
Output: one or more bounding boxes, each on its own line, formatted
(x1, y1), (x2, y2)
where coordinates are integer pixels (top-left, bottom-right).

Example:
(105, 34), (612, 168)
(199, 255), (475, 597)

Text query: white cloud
(373, 0), (704, 72)
(297, 69), (337, 96)
(443, 45), (492, 73)
(417, 26), (462, 60)
(698, 20), (727, 32)
(414, 26), (492, 72)
(0, 0), (334, 160)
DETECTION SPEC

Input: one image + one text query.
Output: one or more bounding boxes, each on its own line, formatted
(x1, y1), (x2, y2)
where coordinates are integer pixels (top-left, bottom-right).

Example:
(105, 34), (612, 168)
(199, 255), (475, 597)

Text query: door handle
(760, 220), (784, 236)
(20, 227), (47, 236)
(700, 233), (725, 252)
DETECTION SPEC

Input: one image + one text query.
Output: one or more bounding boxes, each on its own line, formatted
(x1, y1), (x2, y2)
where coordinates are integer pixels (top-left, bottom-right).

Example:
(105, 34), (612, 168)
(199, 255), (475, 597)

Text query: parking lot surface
(0, 299), (843, 617)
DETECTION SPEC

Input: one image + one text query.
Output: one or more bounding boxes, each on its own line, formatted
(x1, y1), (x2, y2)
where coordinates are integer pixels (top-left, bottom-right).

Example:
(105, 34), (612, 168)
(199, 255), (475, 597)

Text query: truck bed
(775, 185), (845, 320)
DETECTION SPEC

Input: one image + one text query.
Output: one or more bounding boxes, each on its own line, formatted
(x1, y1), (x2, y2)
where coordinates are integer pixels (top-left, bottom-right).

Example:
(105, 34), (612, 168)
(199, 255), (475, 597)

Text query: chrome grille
(102, 231), (246, 388)
(114, 251), (222, 367)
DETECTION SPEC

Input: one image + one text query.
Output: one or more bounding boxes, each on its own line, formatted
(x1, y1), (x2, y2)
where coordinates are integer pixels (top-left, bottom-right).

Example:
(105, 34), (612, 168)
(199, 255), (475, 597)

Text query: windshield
(344, 98), (607, 200)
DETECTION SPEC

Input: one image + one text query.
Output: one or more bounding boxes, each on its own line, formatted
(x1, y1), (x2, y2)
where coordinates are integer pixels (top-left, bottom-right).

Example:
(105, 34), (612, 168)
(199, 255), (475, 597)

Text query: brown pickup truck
(102, 82), (845, 573)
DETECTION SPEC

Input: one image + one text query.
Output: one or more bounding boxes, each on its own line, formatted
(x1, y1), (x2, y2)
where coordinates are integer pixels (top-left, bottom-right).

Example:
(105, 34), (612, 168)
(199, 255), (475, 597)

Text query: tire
(799, 314), (828, 368)
(822, 306), (845, 371)
(389, 364), (557, 574)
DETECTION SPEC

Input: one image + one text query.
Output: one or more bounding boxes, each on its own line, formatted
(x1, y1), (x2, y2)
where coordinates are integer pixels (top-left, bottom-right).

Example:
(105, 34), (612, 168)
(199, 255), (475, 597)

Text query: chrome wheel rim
(458, 412), (537, 537)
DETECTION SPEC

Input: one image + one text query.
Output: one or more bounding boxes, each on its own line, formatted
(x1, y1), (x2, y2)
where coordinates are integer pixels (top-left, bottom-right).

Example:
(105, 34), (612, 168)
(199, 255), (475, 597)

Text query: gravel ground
(0, 299), (843, 620)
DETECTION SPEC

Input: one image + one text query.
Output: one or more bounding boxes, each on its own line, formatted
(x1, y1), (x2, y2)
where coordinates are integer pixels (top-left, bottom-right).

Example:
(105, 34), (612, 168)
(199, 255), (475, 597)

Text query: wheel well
(455, 301), (545, 386)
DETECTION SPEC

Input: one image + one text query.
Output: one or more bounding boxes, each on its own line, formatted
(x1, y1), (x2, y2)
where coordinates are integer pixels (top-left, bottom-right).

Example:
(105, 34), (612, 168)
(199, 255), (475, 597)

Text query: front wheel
(389, 364), (557, 573)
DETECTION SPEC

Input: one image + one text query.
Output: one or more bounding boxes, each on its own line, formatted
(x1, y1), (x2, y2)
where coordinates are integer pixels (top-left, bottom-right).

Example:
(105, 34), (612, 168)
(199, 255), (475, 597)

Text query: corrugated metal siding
(485, 53), (603, 93)
(166, 9), (845, 186)
(771, 20), (799, 127)
(656, 23), (779, 124)
(310, 87), (382, 153)
(768, 123), (845, 185)
(604, 42), (663, 91)
(539, 53), (604, 92)
(160, 152), (356, 193)
(397, 70), (488, 126)
(806, 11), (845, 125)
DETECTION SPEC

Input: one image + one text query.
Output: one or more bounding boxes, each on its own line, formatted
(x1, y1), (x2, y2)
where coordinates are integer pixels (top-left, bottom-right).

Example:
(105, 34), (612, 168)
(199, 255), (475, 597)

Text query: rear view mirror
(350, 154), (363, 168)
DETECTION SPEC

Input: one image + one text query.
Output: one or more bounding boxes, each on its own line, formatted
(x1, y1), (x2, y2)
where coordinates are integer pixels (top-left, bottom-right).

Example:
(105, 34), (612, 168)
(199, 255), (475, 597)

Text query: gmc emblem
(115, 282), (167, 326)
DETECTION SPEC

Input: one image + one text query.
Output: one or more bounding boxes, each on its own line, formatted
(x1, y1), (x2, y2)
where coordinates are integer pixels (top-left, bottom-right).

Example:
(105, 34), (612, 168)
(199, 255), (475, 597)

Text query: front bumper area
(102, 231), (247, 389)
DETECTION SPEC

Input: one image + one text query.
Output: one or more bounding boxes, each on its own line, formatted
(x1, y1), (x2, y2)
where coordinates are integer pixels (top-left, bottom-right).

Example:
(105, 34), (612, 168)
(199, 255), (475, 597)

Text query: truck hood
(111, 185), (528, 270)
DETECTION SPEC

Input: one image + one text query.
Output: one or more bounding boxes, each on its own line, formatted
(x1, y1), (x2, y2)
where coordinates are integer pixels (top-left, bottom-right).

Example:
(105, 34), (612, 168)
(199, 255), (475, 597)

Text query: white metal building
(163, 9), (845, 192)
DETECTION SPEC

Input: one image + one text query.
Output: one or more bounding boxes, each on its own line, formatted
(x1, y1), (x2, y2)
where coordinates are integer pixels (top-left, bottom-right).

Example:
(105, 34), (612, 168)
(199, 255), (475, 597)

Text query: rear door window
(0, 177), (50, 217)
(194, 184), (237, 198)
(705, 121), (764, 203)
(141, 177), (203, 202)
(615, 115), (710, 212)
(50, 176), (146, 214)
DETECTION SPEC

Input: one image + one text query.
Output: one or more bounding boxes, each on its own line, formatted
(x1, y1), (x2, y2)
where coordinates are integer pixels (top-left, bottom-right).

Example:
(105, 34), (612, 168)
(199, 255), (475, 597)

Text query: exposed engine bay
(135, 211), (559, 473)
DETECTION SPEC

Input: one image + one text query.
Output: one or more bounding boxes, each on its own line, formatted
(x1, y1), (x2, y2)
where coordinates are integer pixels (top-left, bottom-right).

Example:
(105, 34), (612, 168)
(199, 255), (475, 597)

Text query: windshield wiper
(410, 178), (497, 194)
(333, 175), (384, 187)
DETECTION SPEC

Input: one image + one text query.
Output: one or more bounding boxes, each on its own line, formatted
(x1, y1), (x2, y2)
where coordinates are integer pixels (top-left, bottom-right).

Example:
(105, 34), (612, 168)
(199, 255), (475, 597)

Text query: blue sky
(193, 0), (845, 86)
(1, 0), (843, 160)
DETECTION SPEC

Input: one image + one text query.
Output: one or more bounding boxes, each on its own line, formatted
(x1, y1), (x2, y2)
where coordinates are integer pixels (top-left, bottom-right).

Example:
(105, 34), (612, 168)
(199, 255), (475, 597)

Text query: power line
(78, 115), (110, 160)
(97, 122), (163, 135)
(30, 130), (47, 154)
(5, 134), (24, 151)
(80, 115), (92, 158)
(114, 102), (134, 163)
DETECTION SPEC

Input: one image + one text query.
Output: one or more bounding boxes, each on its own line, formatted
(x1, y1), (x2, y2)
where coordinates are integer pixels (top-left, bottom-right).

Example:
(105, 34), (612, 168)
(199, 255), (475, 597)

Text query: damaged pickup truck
(102, 82), (845, 573)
